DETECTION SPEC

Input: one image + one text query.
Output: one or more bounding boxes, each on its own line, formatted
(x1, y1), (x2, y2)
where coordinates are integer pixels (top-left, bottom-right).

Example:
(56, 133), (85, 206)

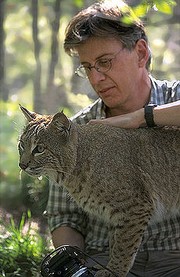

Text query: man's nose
(88, 69), (106, 85)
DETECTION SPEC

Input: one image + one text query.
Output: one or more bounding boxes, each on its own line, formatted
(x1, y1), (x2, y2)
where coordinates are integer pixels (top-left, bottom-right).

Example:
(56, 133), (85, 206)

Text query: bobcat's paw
(95, 269), (115, 277)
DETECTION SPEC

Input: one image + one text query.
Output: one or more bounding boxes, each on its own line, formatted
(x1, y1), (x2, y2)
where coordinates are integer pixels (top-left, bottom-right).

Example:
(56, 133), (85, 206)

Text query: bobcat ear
(50, 111), (71, 134)
(19, 104), (37, 122)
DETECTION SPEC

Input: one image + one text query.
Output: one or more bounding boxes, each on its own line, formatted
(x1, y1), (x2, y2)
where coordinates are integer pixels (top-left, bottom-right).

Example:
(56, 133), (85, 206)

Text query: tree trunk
(31, 0), (42, 112)
(44, 0), (64, 113)
(0, 0), (8, 101)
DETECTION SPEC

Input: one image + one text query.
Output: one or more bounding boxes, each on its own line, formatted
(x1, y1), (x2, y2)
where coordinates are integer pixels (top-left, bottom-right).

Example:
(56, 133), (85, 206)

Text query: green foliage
(0, 211), (50, 277)
(0, 100), (50, 275)
(73, 0), (84, 8)
(0, 101), (24, 182)
(0, 101), (49, 215)
(121, 0), (176, 25)
(132, 0), (176, 16)
(152, 0), (176, 13)
(0, 101), (24, 209)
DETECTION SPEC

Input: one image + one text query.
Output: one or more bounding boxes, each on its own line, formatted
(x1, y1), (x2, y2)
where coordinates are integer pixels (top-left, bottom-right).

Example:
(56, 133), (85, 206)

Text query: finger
(88, 119), (105, 125)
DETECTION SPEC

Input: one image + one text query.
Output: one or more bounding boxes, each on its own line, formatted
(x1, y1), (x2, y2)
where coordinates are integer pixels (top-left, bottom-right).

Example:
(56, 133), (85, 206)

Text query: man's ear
(135, 39), (150, 68)
(48, 111), (71, 138)
(19, 104), (37, 122)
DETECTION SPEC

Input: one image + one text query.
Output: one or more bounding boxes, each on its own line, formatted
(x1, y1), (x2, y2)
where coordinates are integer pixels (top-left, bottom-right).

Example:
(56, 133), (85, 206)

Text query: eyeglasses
(75, 49), (123, 78)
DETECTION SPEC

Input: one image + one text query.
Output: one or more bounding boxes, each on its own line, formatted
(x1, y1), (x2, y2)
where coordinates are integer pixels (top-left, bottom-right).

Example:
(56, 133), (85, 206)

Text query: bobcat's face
(18, 128), (60, 178)
(18, 141), (45, 177)
(18, 105), (72, 181)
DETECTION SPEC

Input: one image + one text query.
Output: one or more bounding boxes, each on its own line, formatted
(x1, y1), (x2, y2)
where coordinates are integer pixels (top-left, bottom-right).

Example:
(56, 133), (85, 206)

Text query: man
(45, 1), (180, 276)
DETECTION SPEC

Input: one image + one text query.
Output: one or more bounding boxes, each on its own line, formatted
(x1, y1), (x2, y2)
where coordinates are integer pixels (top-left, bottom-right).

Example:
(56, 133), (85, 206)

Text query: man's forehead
(76, 37), (122, 63)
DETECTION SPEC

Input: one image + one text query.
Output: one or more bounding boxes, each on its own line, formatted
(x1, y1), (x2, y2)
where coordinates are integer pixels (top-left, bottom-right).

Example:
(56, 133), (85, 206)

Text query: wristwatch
(144, 104), (157, 127)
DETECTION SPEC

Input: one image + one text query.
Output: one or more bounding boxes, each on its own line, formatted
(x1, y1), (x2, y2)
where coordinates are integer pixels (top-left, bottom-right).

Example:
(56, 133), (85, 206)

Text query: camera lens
(71, 266), (89, 276)
(41, 246), (95, 277)
(71, 267), (95, 277)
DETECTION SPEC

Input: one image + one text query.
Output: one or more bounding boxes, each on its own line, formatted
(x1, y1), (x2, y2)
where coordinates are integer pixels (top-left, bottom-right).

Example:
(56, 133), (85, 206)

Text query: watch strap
(144, 105), (157, 127)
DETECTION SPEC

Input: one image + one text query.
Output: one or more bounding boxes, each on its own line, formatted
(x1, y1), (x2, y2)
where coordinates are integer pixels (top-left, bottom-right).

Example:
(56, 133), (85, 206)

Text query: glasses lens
(95, 59), (111, 72)
(75, 58), (112, 78)
(75, 66), (88, 78)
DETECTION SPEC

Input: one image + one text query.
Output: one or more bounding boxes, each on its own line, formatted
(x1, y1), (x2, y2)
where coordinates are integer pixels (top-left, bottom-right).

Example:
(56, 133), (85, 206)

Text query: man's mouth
(98, 86), (115, 95)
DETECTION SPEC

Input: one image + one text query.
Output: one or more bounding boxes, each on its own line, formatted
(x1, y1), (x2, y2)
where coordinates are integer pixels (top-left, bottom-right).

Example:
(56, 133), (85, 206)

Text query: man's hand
(52, 226), (85, 250)
(88, 109), (145, 129)
(89, 101), (180, 129)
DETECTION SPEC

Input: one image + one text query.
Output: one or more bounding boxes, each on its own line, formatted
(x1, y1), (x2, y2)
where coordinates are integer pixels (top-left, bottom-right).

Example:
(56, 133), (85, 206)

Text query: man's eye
(97, 59), (110, 68)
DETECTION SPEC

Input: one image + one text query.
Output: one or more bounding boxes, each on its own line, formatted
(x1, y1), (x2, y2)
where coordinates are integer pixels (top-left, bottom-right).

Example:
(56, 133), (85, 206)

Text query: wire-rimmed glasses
(75, 48), (123, 78)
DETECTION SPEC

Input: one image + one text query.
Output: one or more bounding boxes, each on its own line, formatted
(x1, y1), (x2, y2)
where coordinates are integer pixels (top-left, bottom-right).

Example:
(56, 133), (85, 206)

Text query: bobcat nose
(19, 163), (28, 170)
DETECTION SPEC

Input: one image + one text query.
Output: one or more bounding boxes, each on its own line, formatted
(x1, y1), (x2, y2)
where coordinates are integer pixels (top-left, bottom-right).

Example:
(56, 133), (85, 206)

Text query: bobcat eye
(32, 144), (45, 155)
(37, 145), (45, 153)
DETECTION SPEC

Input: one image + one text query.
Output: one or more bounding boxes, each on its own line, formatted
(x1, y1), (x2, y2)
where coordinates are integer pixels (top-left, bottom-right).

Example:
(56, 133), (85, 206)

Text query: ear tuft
(19, 104), (37, 122)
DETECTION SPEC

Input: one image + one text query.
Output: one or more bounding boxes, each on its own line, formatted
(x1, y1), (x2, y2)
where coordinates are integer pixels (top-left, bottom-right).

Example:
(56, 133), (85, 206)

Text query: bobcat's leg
(106, 205), (153, 277)
(95, 201), (153, 277)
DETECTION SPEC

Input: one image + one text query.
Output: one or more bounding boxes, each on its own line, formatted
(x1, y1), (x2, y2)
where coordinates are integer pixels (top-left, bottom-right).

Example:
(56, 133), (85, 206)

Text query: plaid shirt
(46, 76), (180, 253)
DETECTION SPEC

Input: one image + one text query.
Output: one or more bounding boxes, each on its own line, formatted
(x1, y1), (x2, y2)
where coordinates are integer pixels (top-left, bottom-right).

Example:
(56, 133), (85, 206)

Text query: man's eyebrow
(81, 52), (114, 65)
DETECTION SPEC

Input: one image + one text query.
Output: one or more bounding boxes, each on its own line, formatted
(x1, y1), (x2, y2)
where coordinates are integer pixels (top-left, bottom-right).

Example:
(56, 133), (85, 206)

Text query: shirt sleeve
(150, 77), (180, 104)
(163, 80), (180, 103)
(45, 180), (88, 235)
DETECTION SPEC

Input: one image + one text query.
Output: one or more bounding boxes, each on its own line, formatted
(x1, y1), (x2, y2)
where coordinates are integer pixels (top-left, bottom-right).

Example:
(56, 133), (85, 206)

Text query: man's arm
(52, 226), (85, 250)
(153, 100), (180, 127)
(46, 181), (87, 250)
(88, 100), (180, 128)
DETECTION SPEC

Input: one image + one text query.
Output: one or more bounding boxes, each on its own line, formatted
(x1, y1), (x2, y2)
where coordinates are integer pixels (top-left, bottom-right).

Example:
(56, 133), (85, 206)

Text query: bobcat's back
(66, 124), (180, 221)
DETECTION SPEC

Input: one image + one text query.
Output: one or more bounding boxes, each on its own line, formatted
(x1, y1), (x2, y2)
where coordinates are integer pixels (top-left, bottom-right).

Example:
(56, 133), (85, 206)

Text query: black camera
(40, 245), (95, 277)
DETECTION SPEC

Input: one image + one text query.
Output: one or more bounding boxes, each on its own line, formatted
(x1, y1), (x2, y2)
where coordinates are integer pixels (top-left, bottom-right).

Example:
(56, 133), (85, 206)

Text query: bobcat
(18, 105), (180, 277)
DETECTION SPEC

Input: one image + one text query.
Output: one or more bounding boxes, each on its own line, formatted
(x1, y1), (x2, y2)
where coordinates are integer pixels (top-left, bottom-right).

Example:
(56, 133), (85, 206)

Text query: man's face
(76, 37), (150, 114)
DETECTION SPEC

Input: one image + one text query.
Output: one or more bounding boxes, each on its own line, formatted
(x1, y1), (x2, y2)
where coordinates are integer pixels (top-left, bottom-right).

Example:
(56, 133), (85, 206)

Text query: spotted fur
(18, 106), (180, 277)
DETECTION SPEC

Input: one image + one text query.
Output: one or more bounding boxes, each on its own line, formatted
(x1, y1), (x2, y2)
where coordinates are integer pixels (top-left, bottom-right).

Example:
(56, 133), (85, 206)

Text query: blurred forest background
(0, 0), (179, 275)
